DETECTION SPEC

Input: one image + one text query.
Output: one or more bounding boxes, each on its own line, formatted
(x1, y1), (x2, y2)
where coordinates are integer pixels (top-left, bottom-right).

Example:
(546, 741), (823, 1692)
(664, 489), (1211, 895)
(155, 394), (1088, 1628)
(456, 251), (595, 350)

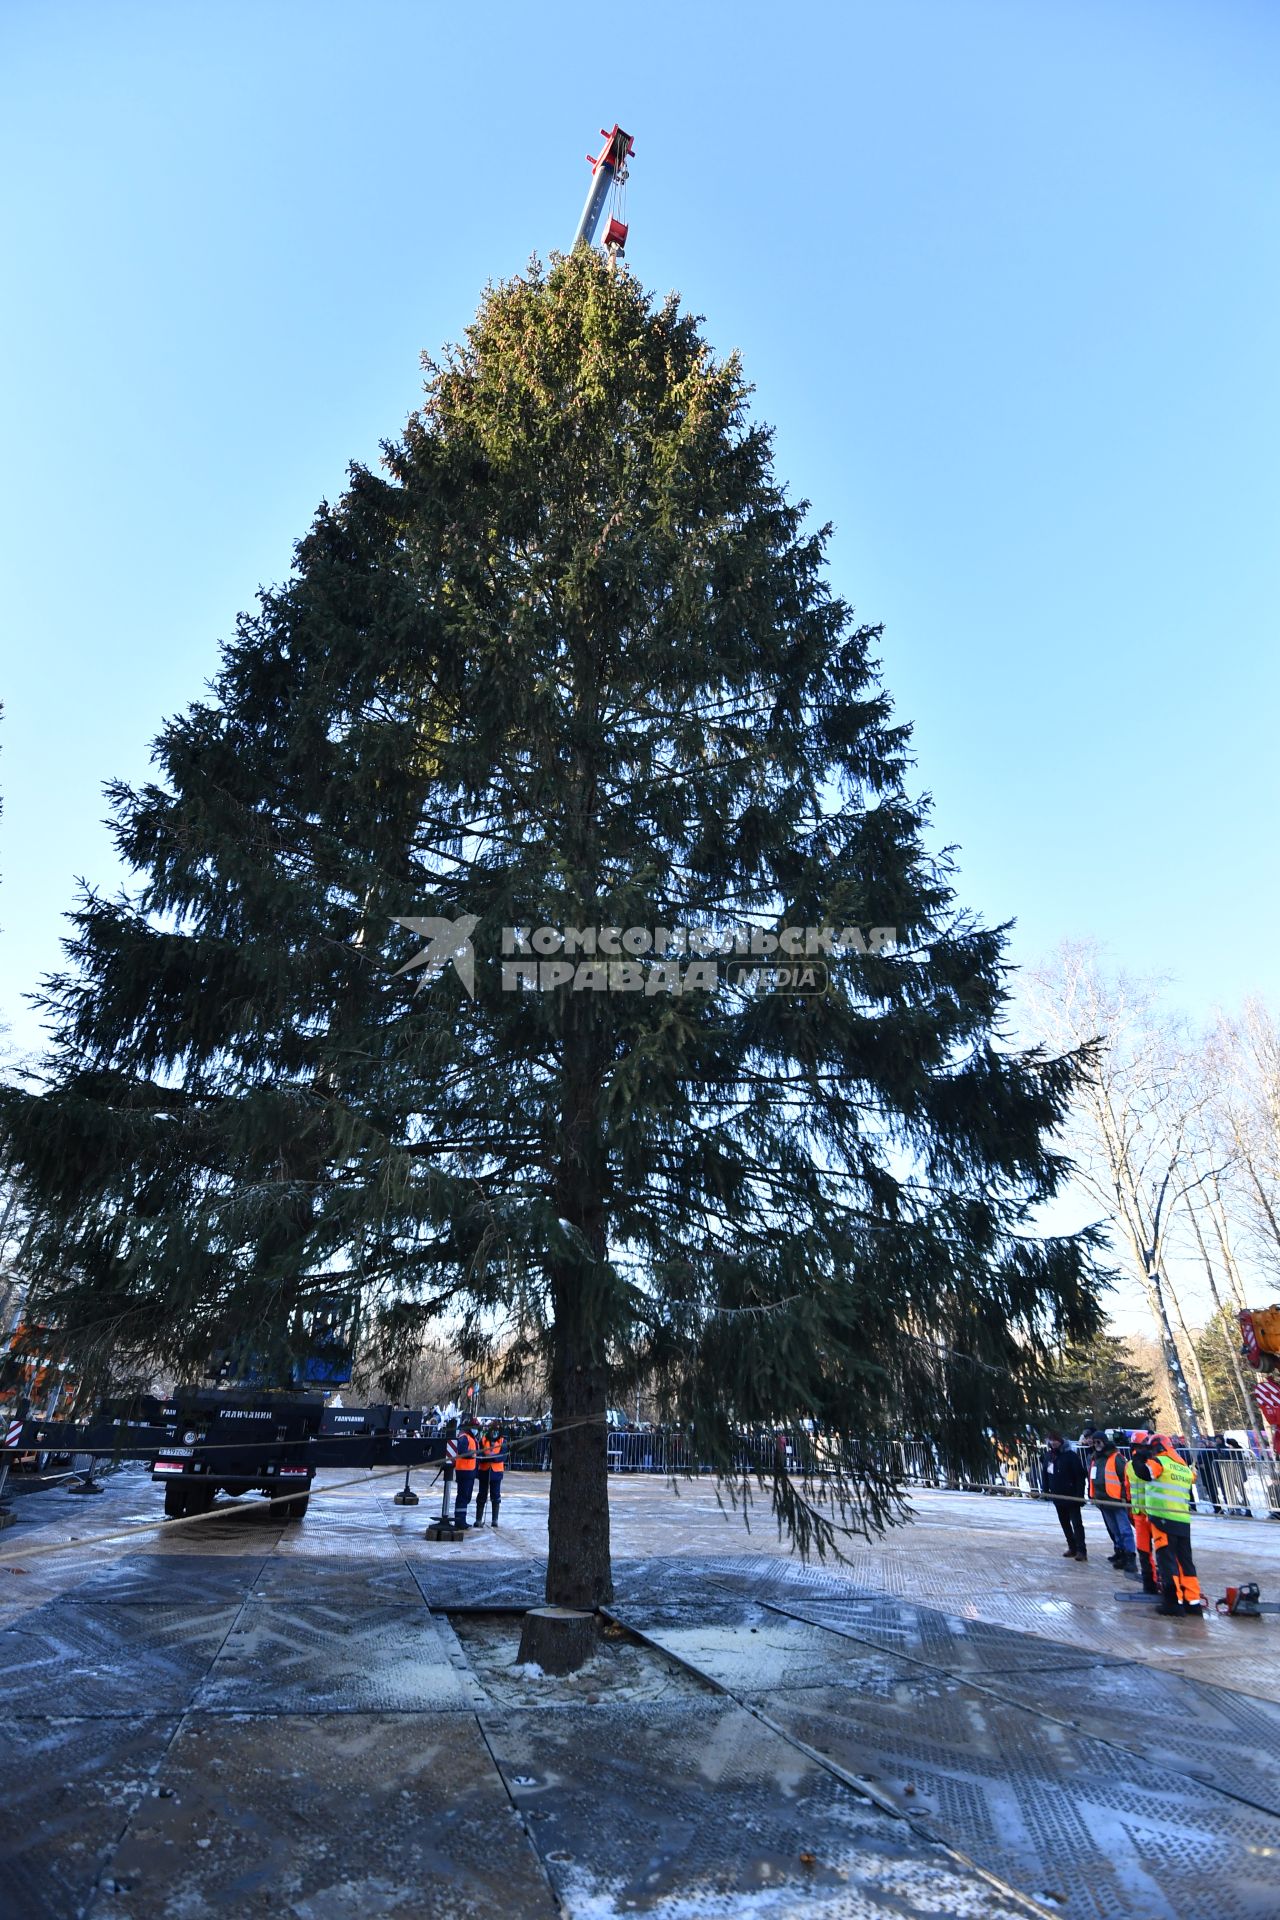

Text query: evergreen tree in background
(2, 253), (1105, 1605)
(1043, 1330), (1158, 1432)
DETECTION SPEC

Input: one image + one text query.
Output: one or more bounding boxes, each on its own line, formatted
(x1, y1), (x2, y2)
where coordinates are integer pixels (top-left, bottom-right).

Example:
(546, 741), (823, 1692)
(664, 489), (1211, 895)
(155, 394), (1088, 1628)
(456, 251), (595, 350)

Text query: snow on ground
(449, 1610), (713, 1708)
(553, 1850), (1036, 1920)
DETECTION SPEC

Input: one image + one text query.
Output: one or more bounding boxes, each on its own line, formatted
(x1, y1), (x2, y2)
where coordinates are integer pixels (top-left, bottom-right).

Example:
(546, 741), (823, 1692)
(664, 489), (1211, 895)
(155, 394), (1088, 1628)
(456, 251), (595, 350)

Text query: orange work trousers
(1132, 1511), (1159, 1587)
(1150, 1520), (1201, 1607)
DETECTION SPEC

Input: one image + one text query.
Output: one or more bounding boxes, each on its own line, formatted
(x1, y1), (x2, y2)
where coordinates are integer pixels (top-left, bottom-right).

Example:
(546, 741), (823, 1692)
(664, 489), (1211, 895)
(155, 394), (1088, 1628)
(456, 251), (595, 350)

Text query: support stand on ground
(65, 1455), (105, 1495)
(392, 1461), (419, 1507)
(424, 1468), (465, 1542)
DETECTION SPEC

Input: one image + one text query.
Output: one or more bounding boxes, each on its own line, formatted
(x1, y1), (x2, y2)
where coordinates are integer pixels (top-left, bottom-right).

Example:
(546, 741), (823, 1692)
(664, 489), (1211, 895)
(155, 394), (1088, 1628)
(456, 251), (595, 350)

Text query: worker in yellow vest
(452, 1422), (478, 1527)
(1124, 1433), (1160, 1595)
(1132, 1435), (1204, 1616)
(475, 1427), (506, 1527)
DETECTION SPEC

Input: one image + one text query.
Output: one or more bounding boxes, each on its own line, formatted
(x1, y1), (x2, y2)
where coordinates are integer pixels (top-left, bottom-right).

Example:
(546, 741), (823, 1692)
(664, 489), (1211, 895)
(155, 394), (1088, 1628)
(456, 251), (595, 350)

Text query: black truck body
(6, 1392), (445, 1519)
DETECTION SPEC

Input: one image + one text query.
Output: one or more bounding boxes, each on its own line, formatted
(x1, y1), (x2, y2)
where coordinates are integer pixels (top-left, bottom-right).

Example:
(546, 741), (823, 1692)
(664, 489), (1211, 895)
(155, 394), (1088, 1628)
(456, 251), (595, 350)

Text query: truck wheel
(281, 1493), (309, 1520)
(193, 1483), (217, 1514)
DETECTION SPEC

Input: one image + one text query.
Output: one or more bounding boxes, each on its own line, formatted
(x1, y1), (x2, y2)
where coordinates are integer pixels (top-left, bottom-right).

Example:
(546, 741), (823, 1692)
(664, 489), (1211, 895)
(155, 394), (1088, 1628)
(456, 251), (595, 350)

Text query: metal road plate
(786, 1597), (1112, 1676)
(706, 1562), (1112, 1676)
(82, 1711), (559, 1920)
(482, 1699), (1032, 1918)
(0, 1713), (180, 1920)
(647, 1613), (911, 1694)
(758, 1674), (1280, 1920)
(192, 1600), (484, 1714)
(269, 1520), (402, 1559)
(0, 1602), (239, 1717)
(51, 1552), (273, 1606)
(612, 1556), (740, 1613)
(249, 1554), (423, 1603)
(989, 1660), (1280, 1818)
(407, 1563), (547, 1611)
(1158, 1648), (1280, 1702)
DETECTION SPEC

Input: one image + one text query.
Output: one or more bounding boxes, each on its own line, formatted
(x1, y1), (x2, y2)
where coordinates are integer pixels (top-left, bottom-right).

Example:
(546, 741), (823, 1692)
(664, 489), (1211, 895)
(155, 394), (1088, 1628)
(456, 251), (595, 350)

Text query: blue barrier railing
(494, 1425), (1280, 1518)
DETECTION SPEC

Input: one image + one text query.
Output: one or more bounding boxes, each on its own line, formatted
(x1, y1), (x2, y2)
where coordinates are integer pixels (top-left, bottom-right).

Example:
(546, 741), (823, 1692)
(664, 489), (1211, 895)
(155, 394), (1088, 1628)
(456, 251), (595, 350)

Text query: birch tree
(1027, 944), (1207, 1438)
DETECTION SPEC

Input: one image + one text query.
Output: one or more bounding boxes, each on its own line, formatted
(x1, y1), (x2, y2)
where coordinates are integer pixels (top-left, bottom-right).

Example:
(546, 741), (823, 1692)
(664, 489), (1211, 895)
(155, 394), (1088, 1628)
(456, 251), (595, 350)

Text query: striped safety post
(0, 1416), (21, 1520)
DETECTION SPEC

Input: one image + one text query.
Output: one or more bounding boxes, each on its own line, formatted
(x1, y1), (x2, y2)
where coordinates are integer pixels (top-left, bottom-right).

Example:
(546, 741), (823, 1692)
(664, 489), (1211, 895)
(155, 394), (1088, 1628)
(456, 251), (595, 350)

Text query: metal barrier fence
(502, 1425), (1280, 1518)
(890, 1437), (1280, 1519)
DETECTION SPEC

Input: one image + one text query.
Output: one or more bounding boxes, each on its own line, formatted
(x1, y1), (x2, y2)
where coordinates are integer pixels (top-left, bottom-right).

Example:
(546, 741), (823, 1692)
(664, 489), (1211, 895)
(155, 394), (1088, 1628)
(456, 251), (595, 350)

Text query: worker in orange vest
(452, 1421), (478, 1527)
(1086, 1430), (1136, 1570)
(475, 1427), (506, 1527)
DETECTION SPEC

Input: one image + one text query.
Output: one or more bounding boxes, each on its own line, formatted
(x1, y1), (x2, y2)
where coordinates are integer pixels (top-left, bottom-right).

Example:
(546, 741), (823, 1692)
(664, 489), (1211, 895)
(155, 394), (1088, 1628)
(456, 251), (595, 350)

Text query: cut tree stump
(517, 1606), (598, 1675)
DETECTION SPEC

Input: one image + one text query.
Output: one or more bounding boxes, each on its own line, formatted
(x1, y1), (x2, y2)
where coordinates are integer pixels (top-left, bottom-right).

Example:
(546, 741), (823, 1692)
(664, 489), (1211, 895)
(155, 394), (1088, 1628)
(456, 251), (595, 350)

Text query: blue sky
(2, 0), (1276, 1077)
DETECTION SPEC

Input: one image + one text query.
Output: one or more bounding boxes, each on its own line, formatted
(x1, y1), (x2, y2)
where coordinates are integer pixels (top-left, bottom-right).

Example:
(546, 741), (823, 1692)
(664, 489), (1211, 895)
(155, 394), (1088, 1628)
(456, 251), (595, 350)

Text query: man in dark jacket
(1043, 1431), (1088, 1560)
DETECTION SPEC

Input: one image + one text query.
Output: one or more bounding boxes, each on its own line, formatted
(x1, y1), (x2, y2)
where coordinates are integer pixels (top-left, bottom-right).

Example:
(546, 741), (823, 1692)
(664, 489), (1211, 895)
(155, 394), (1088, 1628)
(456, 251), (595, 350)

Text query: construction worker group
(1052, 1428), (1205, 1617)
(444, 1419), (505, 1528)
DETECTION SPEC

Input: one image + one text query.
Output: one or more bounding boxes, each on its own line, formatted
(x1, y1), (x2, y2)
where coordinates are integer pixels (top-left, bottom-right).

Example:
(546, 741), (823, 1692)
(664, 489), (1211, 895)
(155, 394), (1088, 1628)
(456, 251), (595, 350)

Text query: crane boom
(573, 123), (634, 256)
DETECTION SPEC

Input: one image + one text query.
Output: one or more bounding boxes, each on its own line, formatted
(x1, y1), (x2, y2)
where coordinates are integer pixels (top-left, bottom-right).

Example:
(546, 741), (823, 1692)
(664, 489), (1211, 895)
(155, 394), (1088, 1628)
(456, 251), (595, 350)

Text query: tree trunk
(1189, 1203), (1257, 1430)
(545, 964), (613, 1608)
(1123, 1226), (1201, 1441)
(518, 1606), (598, 1675)
(1164, 1266), (1214, 1436)
(1150, 1269), (1203, 1442)
(546, 1278), (613, 1607)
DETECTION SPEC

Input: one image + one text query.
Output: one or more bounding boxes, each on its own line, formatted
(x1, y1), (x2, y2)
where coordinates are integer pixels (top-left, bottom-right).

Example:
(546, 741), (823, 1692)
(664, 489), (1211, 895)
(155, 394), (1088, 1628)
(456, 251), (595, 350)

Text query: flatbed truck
(4, 1391), (445, 1519)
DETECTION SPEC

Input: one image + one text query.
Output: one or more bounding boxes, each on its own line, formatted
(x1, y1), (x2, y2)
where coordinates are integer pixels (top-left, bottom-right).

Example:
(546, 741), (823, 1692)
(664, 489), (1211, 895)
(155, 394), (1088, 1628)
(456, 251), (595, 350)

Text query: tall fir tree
(3, 252), (1104, 1604)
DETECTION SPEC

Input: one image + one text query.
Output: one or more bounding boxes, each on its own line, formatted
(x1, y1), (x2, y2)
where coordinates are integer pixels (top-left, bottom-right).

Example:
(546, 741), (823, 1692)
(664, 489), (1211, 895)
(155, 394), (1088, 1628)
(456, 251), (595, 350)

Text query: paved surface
(2, 1467), (1279, 1918)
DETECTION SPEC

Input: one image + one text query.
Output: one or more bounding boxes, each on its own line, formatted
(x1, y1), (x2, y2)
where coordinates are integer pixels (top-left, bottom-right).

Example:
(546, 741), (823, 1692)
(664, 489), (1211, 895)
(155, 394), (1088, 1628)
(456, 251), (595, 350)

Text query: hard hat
(1129, 1431), (1150, 1444)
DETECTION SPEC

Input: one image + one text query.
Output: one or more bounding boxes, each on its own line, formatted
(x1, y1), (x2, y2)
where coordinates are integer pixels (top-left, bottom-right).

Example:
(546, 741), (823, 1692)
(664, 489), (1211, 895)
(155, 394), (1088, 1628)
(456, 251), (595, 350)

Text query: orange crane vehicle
(1239, 1306), (1280, 1443)
(0, 1318), (84, 1473)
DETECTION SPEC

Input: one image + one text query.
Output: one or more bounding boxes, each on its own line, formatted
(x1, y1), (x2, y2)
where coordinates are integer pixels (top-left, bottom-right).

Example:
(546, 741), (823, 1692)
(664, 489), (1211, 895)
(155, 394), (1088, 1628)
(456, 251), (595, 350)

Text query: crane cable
(605, 135), (629, 263)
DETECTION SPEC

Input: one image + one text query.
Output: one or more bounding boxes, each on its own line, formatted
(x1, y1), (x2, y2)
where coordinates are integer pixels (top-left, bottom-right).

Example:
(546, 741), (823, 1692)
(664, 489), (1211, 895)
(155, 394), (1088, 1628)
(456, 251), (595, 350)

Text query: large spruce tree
(3, 252), (1102, 1604)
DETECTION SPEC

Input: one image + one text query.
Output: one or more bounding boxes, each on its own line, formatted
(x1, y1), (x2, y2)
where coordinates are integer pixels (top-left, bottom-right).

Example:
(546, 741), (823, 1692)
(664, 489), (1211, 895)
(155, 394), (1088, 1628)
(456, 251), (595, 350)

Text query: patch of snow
(553, 1856), (1030, 1919)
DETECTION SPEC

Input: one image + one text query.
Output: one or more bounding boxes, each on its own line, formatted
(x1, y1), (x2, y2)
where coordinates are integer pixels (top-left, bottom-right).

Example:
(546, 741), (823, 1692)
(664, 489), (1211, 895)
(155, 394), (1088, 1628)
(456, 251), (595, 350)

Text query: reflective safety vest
(1125, 1458), (1146, 1516)
(453, 1430), (477, 1474)
(1089, 1451), (1126, 1503)
(481, 1434), (505, 1475)
(1142, 1451), (1194, 1525)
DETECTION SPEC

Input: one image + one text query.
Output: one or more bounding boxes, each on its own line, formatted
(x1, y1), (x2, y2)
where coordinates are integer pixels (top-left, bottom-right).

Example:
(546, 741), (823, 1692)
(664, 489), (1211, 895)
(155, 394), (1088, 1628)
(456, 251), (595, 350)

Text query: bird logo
(390, 915), (479, 997)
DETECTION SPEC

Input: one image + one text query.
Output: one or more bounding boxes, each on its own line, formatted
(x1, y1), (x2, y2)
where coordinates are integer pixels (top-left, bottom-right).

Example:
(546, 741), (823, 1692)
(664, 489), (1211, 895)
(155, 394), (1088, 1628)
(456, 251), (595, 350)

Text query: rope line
(0, 1414), (605, 1571)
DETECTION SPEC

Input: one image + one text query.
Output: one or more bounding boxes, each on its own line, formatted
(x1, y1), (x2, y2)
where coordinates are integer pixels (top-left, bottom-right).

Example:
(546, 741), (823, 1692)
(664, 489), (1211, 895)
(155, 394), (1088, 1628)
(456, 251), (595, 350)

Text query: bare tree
(1026, 944), (1207, 1439)
(1206, 1002), (1280, 1282)
(1182, 1025), (1278, 1443)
